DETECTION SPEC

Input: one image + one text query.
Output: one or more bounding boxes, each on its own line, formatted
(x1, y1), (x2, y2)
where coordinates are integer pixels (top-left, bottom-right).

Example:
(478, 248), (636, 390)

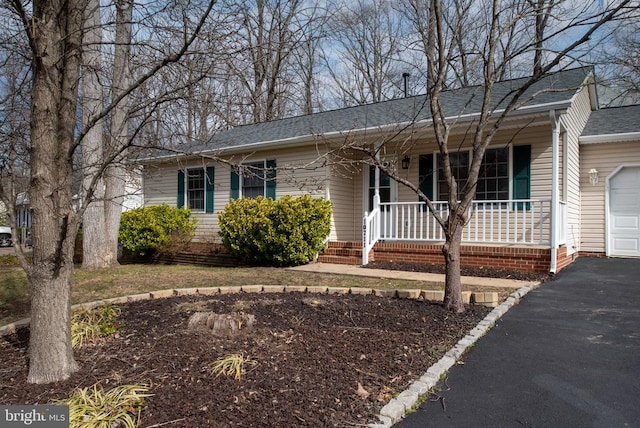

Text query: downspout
(549, 110), (560, 274)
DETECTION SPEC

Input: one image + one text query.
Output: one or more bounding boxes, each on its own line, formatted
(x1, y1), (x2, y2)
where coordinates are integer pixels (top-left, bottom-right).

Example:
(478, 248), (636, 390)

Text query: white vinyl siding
(143, 146), (328, 242)
(329, 163), (361, 241)
(143, 120), (568, 245)
(580, 141), (640, 253)
(561, 85), (593, 254)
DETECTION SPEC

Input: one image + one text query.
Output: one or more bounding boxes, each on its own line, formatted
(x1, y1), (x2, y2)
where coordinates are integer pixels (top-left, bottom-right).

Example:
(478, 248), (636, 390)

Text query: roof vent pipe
(402, 73), (410, 98)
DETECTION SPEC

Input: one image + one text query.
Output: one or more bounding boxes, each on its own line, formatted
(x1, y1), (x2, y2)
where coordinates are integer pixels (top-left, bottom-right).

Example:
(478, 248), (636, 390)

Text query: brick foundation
(371, 242), (577, 274)
(164, 240), (581, 274)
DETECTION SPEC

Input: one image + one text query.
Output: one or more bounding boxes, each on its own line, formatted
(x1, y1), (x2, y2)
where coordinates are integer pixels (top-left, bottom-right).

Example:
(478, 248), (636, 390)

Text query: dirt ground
(0, 292), (490, 427)
(366, 260), (552, 282)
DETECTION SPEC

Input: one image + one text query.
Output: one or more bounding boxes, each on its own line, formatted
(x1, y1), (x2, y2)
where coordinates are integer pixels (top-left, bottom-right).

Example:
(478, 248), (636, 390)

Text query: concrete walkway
(397, 257), (640, 427)
(288, 262), (528, 289)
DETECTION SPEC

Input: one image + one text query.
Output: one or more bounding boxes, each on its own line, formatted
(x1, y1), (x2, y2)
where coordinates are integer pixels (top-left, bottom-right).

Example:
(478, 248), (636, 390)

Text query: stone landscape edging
(0, 284), (530, 427)
(0, 286), (500, 336)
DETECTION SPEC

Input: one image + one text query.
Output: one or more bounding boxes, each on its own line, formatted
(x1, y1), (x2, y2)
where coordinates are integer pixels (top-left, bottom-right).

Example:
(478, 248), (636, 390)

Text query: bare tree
(82, 0), (235, 268)
(102, 0), (133, 268)
(291, 3), (329, 115)
(5, 0), (216, 384)
(222, 0), (306, 123)
(324, 0), (407, 105)
(529, 0), (566, 76)
(364, 0), (636, 312)
(0, 4), (31, 241)
(80, 0), (109, 269)
(602, 19), (640, 104)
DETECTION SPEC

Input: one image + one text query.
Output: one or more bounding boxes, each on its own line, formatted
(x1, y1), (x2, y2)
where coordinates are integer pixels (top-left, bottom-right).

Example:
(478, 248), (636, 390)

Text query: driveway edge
(369, 284), (535, 428)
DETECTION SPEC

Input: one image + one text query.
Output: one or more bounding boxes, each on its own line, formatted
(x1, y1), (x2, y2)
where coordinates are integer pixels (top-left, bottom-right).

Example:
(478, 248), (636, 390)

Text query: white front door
(609, 166), (640, 257)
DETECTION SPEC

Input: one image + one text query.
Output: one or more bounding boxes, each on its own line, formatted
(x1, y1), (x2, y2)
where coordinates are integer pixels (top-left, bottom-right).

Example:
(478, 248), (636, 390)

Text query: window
(187, 168), (205, 211)
(177, 166), (214, 212)
(230, 160), (276, 200)
(476, 147), (509, 201)
(437, 152), (469, 201)
(242, 162), (266, 199)
(430, 146), (529, 203)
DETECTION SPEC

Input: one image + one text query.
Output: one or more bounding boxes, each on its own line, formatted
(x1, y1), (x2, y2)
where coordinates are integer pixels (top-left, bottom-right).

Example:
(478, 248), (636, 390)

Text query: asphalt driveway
(398, 257), (640, 428)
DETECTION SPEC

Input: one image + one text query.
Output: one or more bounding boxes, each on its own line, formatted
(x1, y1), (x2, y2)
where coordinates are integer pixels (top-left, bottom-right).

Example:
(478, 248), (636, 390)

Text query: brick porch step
(318, 241), (363, 265)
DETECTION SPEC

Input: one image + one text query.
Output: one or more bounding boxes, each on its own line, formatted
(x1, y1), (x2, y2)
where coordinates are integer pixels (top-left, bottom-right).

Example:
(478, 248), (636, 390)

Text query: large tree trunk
(27, 0), (83, 383)
(81, 0), (109, 269)
(103, 0), (133, 267)
(442, 214), (466, 313)
(27, 263), (78, 383)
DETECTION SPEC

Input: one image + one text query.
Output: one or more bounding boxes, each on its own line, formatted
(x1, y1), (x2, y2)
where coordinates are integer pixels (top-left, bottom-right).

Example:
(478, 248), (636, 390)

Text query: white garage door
(609, 166), (640, 257)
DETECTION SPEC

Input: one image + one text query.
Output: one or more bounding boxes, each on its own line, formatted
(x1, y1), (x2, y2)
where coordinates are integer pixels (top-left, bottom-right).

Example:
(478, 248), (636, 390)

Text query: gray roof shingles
(173, 67), (592, 156)
(581, 104), (640, 136)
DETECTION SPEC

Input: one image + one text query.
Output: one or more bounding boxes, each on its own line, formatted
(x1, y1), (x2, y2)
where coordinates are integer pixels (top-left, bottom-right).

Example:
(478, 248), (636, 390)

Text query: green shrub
(118, 204), (196, 256)
(218, 195), (332, 266)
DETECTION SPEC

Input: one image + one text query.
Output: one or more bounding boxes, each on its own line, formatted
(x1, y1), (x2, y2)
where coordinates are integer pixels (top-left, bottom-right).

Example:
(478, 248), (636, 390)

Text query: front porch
(320, 198), (571, 274)
(319, 241), (570, 274)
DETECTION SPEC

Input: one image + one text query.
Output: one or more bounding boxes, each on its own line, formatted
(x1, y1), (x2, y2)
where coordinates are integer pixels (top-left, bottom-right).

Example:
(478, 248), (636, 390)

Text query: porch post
(374, 156), (381, 245)
(374, 159), (381, 211)
(549, 110), (560, 274)
(362, 214), (369, 265)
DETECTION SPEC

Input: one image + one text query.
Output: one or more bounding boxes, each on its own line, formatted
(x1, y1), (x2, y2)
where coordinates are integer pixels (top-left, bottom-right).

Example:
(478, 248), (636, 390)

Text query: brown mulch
(0, 292), (490, 427)
(366, 260), (552, 283)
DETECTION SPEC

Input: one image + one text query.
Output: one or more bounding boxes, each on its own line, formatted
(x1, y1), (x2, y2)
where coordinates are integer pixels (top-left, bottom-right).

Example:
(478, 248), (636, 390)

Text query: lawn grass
(1, 262), (514, 327)
(0, 263), (445, 326)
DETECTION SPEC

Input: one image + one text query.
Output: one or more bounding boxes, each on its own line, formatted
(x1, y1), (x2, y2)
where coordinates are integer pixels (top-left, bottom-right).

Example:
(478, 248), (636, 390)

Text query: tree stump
(187, 312), (256, 337)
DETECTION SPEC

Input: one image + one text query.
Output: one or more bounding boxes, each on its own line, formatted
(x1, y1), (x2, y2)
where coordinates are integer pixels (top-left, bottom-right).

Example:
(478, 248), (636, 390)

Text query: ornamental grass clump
(71, 304), (122, 349)
(62, 383), (151, 428)
(218, 195), (332, 266)
(209, 353), (252, 380)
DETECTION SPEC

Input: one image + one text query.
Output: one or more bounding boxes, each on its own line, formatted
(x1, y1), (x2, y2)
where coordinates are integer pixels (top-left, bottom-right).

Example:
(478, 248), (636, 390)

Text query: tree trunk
(442, 216), (466, 313)
(27, 0), (83, 383)
(27, 264), (78, 383)
(81, 0), (109, 269)
(103, 0), (133, 267)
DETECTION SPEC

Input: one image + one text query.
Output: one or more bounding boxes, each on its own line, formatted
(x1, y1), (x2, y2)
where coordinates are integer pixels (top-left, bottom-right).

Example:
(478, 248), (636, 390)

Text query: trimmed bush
(218, 195), (332, 266)
(119, 204), (196, 256)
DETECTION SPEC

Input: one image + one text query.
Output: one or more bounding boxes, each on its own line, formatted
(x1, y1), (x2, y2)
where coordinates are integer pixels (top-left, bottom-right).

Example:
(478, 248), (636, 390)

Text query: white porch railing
(363, 207), (379, 265)
(363, 199), (559, 265)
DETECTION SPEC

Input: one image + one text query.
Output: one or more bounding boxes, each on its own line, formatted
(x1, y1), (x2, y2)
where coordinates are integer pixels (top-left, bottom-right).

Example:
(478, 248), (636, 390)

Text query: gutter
(579, 132), (640, 144)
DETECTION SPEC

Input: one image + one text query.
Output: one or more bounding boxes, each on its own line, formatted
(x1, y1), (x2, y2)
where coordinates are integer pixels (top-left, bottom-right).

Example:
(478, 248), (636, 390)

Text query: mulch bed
(366, 260), (552, 283)
(0, 292), (490, 427)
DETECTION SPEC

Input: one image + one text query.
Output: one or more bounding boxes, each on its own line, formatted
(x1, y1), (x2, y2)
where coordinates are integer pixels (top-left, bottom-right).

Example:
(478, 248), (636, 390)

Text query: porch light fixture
(589, 168), (599, 185)
(401, 155), (411, 170)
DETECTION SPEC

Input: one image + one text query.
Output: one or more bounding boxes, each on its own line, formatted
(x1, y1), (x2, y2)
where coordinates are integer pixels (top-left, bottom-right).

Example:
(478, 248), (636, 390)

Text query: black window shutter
(230, 169), (240, 199)
(205, 166), (214, 213)
(513, 145), (531, 209)
(177, 170), (185, 208)
(266, 159), (276, 199)
(418, 154), (434, 201)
